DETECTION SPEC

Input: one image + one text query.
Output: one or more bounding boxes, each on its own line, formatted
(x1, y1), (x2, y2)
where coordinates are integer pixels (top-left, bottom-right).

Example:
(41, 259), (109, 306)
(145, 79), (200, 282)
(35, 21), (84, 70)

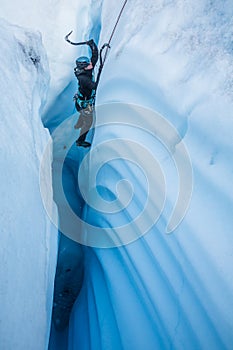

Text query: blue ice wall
(48, 1), (233, 349)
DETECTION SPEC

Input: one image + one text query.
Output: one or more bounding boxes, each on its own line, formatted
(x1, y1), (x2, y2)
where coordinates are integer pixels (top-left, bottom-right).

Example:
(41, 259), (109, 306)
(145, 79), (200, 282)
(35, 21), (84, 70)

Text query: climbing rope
(96, 0), (128, 87)
(102, 0), (128, 66)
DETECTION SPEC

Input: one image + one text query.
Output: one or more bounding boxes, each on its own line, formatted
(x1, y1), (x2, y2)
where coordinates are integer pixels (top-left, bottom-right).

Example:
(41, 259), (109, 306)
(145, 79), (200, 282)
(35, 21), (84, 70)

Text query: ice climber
(73, 39), (98, 148)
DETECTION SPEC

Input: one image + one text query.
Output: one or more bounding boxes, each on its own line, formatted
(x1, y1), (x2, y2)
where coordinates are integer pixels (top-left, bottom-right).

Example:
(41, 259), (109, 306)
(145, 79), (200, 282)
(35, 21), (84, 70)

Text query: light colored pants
(74, 105), (93, 142)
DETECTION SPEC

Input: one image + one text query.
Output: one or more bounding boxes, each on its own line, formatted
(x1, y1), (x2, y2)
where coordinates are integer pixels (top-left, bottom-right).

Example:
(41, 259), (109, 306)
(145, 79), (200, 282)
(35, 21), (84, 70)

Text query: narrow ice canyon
(0, 1), (233, 350)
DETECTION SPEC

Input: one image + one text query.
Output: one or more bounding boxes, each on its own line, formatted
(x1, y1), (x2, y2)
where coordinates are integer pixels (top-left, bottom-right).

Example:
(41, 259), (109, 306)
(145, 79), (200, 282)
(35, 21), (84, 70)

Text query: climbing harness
(74, 91), (95, 110)
(65, 0), (128, 88)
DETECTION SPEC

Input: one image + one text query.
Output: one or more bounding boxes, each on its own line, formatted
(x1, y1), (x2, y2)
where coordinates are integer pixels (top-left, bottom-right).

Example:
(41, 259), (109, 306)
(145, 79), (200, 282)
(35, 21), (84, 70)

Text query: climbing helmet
(76, 56), (90, 69)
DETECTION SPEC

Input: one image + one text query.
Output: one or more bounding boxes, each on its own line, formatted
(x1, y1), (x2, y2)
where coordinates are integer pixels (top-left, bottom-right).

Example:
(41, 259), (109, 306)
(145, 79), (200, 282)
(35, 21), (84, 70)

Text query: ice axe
(64, 31), (87, 45)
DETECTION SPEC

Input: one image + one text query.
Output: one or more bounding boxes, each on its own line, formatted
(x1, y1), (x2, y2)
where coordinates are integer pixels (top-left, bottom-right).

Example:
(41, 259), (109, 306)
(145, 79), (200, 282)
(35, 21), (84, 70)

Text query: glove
(102, 43), (111, 49)
(73, 93), (79, 101)
(86, 39), (94, 46)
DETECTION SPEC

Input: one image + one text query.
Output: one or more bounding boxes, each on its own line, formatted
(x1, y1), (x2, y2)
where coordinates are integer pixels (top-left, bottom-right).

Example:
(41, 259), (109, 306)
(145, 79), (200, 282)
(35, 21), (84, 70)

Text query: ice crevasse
(50, 1), (233, 350)
(0, 0), (233, 350)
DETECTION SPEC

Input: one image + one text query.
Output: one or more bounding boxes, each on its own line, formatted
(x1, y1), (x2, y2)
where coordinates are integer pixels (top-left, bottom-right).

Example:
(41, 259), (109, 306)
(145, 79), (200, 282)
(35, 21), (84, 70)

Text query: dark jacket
(74, 40), (98, 100)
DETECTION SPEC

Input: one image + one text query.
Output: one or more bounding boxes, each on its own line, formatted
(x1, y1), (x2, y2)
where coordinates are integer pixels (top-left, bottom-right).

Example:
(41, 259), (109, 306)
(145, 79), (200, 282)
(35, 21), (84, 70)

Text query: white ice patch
(0, 19), (57, 350)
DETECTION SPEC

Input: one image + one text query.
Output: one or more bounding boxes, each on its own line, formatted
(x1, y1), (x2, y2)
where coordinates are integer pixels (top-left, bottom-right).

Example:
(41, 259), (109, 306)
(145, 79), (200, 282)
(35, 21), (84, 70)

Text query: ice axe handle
(65, 31), (87, 46)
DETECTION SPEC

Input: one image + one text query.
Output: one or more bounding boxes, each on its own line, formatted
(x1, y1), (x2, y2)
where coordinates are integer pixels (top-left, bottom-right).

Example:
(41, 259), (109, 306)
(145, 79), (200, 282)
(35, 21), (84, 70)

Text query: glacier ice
(0, 19), (58, 350)
(65, 1), (233, 349)
(0, 1), (233, 350)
